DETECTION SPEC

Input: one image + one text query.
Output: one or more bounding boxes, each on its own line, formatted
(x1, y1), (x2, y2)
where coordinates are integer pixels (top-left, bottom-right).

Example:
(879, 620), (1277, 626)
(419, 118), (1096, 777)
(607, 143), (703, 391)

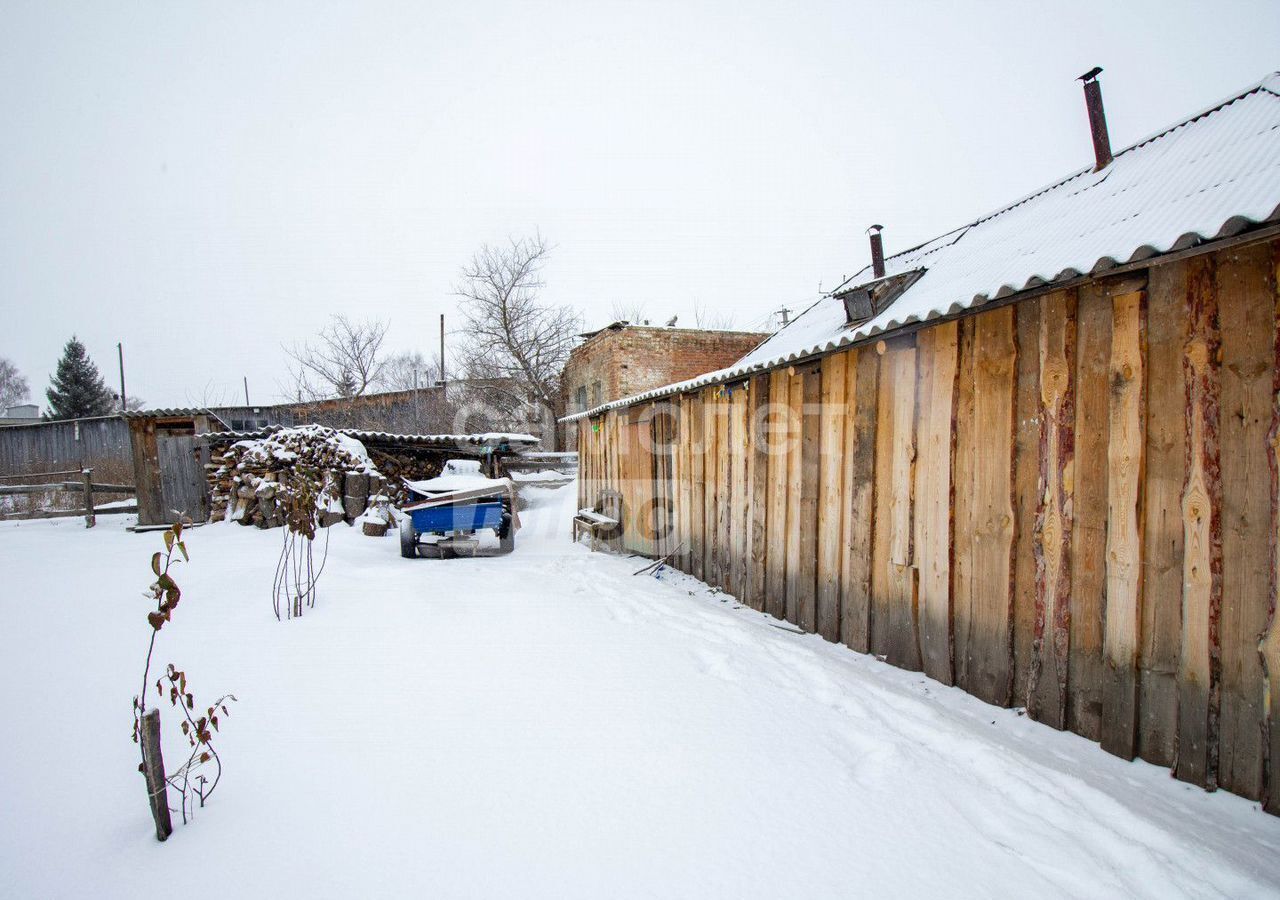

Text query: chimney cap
(866, 223), (883, 234)
(1078, 66), (1103, 83)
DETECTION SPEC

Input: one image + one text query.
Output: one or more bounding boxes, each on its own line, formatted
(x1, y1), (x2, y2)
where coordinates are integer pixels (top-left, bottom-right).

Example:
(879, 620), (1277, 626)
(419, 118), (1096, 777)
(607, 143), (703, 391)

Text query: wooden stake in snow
(140, 708), (173, 841)
(82, 468), (95, 529)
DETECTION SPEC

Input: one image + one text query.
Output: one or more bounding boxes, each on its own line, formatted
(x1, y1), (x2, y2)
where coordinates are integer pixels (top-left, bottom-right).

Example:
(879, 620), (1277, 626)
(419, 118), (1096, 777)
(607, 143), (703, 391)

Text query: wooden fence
(576, 235), (1280, 811)
(0, 468), (137, 525)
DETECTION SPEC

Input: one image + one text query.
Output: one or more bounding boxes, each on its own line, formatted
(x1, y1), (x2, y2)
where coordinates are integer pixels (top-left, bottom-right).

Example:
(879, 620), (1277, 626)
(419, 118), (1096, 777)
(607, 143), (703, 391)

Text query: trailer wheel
(399, 518), (419, 559)
(497, 510), (515, 554)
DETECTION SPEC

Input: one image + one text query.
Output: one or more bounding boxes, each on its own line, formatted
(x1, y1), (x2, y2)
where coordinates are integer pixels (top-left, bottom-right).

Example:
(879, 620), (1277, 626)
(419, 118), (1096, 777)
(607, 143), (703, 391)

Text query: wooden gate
(157, 435), (208, 522)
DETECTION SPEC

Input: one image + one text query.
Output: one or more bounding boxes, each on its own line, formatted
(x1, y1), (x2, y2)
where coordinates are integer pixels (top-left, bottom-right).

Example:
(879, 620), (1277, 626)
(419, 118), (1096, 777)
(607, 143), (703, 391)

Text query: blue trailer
(399, 471), (517, 559)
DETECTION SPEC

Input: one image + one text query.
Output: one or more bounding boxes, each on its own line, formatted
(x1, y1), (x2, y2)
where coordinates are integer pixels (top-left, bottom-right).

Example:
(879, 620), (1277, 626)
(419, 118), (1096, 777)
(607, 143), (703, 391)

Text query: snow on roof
(563, 71), (1280, 423)
(206, 425), (539, 450)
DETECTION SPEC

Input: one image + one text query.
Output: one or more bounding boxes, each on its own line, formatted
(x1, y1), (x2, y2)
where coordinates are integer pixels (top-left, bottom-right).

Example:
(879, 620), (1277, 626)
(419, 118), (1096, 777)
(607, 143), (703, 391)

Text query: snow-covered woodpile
(363, 449), (445, 506)
(208, 425), (387, 528)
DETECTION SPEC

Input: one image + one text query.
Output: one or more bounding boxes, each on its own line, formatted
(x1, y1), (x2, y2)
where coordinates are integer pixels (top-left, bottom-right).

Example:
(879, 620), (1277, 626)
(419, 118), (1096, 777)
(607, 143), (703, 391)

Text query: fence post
(140, 708), (173, 841)
(82, 468), (95, 528)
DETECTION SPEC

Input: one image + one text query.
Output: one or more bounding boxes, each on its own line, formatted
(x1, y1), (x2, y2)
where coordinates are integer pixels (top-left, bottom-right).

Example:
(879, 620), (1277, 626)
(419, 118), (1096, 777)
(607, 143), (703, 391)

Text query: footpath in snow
(2, 482), (1280, 899)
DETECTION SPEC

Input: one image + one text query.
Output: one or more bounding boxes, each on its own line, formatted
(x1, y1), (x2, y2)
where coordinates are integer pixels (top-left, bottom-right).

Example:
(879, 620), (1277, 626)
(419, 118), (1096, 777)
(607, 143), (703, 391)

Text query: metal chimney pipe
(1078, 67), (1112, 171)
(868, 224), (885, 279)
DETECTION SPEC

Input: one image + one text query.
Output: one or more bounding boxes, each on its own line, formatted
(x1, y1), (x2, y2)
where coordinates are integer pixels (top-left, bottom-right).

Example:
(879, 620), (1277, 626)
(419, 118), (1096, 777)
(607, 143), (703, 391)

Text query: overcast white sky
(2, 0), (1278, 407)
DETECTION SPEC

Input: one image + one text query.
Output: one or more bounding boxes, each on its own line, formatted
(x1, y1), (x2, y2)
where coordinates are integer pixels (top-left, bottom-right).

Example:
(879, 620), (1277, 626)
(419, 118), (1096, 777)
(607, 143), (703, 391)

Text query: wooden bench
(572, 490), (622, 551)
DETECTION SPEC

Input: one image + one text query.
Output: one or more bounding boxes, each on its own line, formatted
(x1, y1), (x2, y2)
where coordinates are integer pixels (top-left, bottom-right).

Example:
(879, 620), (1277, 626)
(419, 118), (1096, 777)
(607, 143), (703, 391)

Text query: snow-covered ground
(3, 482), (1280, 899)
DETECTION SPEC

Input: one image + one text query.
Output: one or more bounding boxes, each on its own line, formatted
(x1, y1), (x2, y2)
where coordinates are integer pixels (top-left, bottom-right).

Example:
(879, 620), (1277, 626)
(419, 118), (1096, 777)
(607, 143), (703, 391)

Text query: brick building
(561, 323), (769, 445)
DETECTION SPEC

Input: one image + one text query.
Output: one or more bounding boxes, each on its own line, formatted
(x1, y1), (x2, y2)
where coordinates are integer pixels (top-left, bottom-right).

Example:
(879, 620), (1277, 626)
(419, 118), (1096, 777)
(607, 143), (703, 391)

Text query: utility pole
(413, 366), (420, 432)
(243, 376), (251, 407)
(775, 306), (792, 328)
(439, 314), (446, 387)
(117, 343), (127, 411)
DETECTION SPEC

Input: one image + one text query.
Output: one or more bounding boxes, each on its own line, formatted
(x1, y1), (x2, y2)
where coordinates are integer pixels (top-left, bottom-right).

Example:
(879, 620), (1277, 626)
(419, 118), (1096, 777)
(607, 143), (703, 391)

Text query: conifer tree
(45, 336), (116, 420)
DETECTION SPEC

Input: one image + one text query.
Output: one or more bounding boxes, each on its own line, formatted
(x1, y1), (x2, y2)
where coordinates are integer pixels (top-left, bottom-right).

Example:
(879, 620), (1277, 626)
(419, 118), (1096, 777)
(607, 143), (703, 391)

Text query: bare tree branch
(0, 357), (30, 408)
(453, 235), (581, 445)
(284, 316), (389, 400)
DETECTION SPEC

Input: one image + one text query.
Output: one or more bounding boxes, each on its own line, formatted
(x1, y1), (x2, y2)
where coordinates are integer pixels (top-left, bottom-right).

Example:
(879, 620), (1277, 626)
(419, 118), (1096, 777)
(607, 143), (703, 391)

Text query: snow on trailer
(399, 460), (519, 558)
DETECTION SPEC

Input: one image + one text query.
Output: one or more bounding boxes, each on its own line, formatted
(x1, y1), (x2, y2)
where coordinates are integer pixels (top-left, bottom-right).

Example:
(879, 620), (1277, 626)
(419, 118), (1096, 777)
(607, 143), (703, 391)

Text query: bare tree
(285, 316), (389, 401)
(0, 357), (30, 408)
(378, 349), (448, 391)
(454, 235), (581, 447)
(693, 301), (738, 331)
(609, 301), (651, 326)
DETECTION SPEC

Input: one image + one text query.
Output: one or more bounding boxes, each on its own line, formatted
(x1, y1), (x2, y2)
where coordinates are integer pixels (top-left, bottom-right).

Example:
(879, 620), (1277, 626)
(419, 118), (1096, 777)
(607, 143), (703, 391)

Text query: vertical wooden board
(765, 369), (790, 620)
(716, 391), (733, 590)
(730, 385), (749, 600)
(703, 390), (718, 581)
(1012, 299), (1041, 707)
(688, 394), (706, 582)
(1216, 242), (1274, 800)
(961, 307), (1017, 706)
(797, 366), (822, 633)
(1030, 290), (1077, 729)
(953, 319), (978, 685)
(915, 323), (958, 684)
(817, 352), (848, 643)
(1266, 240), (1280, 814)
(872, 339), (919, 668)
(785, 370), (804, 626)
(1070, 282), (1112, 741)
(1177, 254), (1221, 788)
(748, 374), (770, 611)
(674, 399), (689, 572)
(1102, 289), (1146, 761)
(1138, 263), (1187, 767)
(840, 349), (873, 651)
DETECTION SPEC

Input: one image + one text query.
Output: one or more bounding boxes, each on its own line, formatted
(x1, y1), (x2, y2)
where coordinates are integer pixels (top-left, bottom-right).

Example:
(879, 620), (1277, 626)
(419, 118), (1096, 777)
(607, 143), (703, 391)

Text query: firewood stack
(207, 425), (386, 529)
(365, 448), (446, 506)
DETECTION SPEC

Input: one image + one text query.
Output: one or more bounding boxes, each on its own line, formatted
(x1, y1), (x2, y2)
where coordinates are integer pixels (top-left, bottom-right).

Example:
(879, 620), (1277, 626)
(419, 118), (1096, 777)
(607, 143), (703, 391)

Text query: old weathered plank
(817, 352), (848, 643)
(716, 391), (733, 588)
(1176, 254), (1221, 788)
(748, 374), (770, 611)
(1138, 263), (1187, 767)
(842, 349), (876, 652)
(1012, 300), (1041, 706)
(785, 370), (804, 626)
(957, 308), (1017, 704)
(953, 318), (978, 687)
(1267, 241), (1280, 814)
(765, 369), (790, 620)
(688, 394), (706, 582)
(1070, 282), (1112, 741)
(1102, 288), (1146, 761)
(872, 338), (919, 669)
(914, 322), (958, 684)
(703, 390), (719, 582)
(1029, 289), (1076, 729)
(794, 367), (821, 632)
(731, 385), (750, 600)
(1217, 242), (1274, 800)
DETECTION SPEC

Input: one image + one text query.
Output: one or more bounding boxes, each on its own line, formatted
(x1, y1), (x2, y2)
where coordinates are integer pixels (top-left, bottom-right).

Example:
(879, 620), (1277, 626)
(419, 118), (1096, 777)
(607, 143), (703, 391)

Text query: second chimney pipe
(868, 224), (885, 279)
(1078, 67), (1112, 171)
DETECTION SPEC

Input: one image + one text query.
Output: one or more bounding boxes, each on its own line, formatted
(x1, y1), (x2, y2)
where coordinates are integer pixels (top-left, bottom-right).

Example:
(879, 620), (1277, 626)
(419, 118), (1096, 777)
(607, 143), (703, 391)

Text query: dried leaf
(177, 540), (188, 562)
(147, 611), (165, 631)
(181, 720), (189, 734)
(199, 752), (210, 764)
(163, 530), (174, 553)
(150, 552), (162, 577)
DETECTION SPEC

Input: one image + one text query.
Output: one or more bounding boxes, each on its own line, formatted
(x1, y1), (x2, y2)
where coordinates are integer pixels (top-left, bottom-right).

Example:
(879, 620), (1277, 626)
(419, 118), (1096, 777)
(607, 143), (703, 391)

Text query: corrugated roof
(203, 425), (539, 450)
(563, 71), (1280, 422)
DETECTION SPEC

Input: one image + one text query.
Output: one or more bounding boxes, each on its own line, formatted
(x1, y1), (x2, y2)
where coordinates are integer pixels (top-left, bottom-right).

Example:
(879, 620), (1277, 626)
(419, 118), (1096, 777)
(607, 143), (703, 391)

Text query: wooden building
(568, 72), (1280, 808)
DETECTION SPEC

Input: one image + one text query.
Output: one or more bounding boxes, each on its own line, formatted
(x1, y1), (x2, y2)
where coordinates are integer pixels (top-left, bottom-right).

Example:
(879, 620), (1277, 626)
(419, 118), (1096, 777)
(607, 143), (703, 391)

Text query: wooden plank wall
(573, 237), (1280, 809)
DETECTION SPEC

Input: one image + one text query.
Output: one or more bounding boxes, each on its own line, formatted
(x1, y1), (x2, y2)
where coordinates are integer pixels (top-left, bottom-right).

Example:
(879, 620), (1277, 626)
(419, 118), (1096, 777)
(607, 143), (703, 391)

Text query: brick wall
(561, 326), (769, 444)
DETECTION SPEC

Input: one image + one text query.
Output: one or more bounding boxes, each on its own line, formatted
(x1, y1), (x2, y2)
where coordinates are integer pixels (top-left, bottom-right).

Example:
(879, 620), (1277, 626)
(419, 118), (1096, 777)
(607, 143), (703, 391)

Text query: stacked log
(366, 448), (445, 505)
(207, 425), (384, 529)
